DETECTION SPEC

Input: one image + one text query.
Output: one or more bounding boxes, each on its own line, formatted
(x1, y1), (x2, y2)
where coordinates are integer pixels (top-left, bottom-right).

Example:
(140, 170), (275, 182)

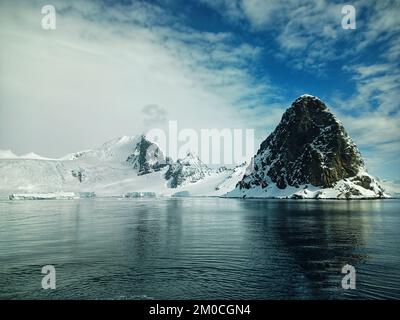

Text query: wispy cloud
(0, 0), (279, 157)
(0, 0), (398, 179)
(201, 0), (400, 72)
(200, 0), (400, 178)
(338, 63), (400, 114)
(332, 62), (400, 178)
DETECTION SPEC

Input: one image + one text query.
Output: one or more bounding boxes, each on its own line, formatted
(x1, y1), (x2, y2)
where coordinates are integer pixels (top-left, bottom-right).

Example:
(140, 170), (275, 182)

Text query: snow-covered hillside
(226, 171), (388, 199)
(165, 152), (212, 188)
(0, 135), (245, 198)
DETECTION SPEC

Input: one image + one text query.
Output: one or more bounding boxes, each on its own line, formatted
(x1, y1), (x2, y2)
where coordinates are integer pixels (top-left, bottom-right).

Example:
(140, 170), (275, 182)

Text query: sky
(0, 0), (399, 180)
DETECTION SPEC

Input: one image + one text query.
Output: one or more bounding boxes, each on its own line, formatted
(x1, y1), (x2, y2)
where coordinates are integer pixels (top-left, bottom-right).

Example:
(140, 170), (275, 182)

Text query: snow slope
(225, 171), (389, 199)
(0, 136), (245, 198)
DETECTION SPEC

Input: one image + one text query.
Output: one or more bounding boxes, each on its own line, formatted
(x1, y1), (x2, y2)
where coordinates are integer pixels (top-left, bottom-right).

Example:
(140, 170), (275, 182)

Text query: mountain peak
(181, 151), (200, 161)
(297, 93), (320, 100)
(126, 135), (167, 175)
(165, 152), (211, 188)
(231, 96), (385, 198)
(291, 94), (328, 114)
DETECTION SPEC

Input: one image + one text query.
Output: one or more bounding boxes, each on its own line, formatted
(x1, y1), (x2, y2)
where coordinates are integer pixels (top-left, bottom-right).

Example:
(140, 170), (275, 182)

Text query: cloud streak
(0, 0), (399, 180)
(0, 0), (277, 158)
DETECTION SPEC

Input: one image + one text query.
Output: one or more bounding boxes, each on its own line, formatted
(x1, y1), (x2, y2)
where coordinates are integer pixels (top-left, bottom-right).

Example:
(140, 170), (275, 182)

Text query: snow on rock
(298, 93), (320, 100)
(215, 163), (247, 194)
(165, 152), (212, 188)
(126, 135), (170, 175)
(0, 135), (239, 198)
(226, 95), (388, 199)
(60, 136), (140, 162)
(0, 103), (391, 200)
(226, 172), (389, 199)
(60, 150), (94, 161)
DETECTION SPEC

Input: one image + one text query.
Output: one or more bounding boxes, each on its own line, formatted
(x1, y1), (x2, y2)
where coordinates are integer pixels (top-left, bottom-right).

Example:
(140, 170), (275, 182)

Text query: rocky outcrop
(126, 135), (170, 175)
(232, 95), (386, 199)
(165, 152), (212, 188)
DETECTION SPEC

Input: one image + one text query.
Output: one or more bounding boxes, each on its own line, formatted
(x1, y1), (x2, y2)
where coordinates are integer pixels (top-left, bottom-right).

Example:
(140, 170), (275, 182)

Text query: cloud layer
(0, 0), (399, 179)
(0, 0), (273, 158)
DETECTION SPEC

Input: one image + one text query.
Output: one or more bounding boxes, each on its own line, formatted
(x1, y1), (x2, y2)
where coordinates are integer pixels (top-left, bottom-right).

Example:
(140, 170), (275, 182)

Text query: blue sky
(0, 0), (399, 180)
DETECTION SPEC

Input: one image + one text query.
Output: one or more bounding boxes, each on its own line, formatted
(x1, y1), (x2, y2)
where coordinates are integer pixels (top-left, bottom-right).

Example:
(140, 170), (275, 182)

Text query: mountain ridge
(0, 95), (393, 199)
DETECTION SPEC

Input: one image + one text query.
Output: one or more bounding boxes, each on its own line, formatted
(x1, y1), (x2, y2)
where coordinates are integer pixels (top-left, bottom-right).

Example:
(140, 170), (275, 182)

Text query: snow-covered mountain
(60, 135), (140, 162)
(126, 135), (171, 175)
(165, 152), (212, 188)
(0, 135), (243, 198)
(226, 95), (389, 199)
(0, 94), (396, 199)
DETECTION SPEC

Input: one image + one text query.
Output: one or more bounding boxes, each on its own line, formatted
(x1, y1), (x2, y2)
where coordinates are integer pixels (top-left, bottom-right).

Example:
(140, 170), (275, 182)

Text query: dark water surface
(0, 198), (399, 299)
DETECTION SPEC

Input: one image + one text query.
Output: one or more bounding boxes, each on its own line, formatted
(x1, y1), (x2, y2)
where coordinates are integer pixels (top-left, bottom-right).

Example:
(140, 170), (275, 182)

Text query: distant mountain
(378, 179), (400, 198)
(165, 152), (212, 188)
(0, 135), (238, 198)
(0, 149), (53, 160)
(126, 135), (171, 175)
(60, 136), (139, 162)
(0, 150), (18, 159)
(227, 95), (387, 199)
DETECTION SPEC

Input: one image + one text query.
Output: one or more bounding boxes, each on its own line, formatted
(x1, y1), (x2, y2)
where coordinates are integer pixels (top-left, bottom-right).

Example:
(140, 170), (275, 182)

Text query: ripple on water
(0, 198), (399, 299)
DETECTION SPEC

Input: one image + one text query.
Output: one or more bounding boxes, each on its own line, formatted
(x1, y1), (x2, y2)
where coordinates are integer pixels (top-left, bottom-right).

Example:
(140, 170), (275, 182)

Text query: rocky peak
(238, 95), (368, 190)
(126, 135), (169, 175)
(165, 152), (212, 188)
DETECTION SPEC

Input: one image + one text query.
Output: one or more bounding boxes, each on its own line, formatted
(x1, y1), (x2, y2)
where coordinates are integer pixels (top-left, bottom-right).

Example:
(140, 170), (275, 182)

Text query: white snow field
(0, 136), (246, 199)
(225, 171), (391, 199)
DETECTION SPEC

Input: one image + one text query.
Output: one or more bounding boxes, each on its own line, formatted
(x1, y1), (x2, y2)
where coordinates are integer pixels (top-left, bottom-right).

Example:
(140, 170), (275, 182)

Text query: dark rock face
(126, 135), (170, 175)
(238, 95), (366, 190)
(165, 152), (211, 188)
(71, 168), (86, 183)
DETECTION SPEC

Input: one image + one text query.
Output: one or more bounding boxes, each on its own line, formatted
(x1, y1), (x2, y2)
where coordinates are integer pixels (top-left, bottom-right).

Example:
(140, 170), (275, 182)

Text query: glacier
(0, 135), (247, 199)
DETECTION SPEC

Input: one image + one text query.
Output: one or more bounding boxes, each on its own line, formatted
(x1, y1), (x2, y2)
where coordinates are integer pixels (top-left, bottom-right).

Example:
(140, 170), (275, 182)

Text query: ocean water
(0, 198), (399, 300)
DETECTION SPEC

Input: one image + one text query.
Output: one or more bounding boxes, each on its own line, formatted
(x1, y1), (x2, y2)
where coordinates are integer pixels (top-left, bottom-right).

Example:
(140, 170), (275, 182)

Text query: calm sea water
(0, 198), (399, 300)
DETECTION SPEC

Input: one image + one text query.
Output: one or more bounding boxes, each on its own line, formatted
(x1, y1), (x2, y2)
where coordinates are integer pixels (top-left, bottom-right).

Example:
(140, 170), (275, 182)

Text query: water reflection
(238, 200), (386, 298)
(0, 198), (398, 299)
